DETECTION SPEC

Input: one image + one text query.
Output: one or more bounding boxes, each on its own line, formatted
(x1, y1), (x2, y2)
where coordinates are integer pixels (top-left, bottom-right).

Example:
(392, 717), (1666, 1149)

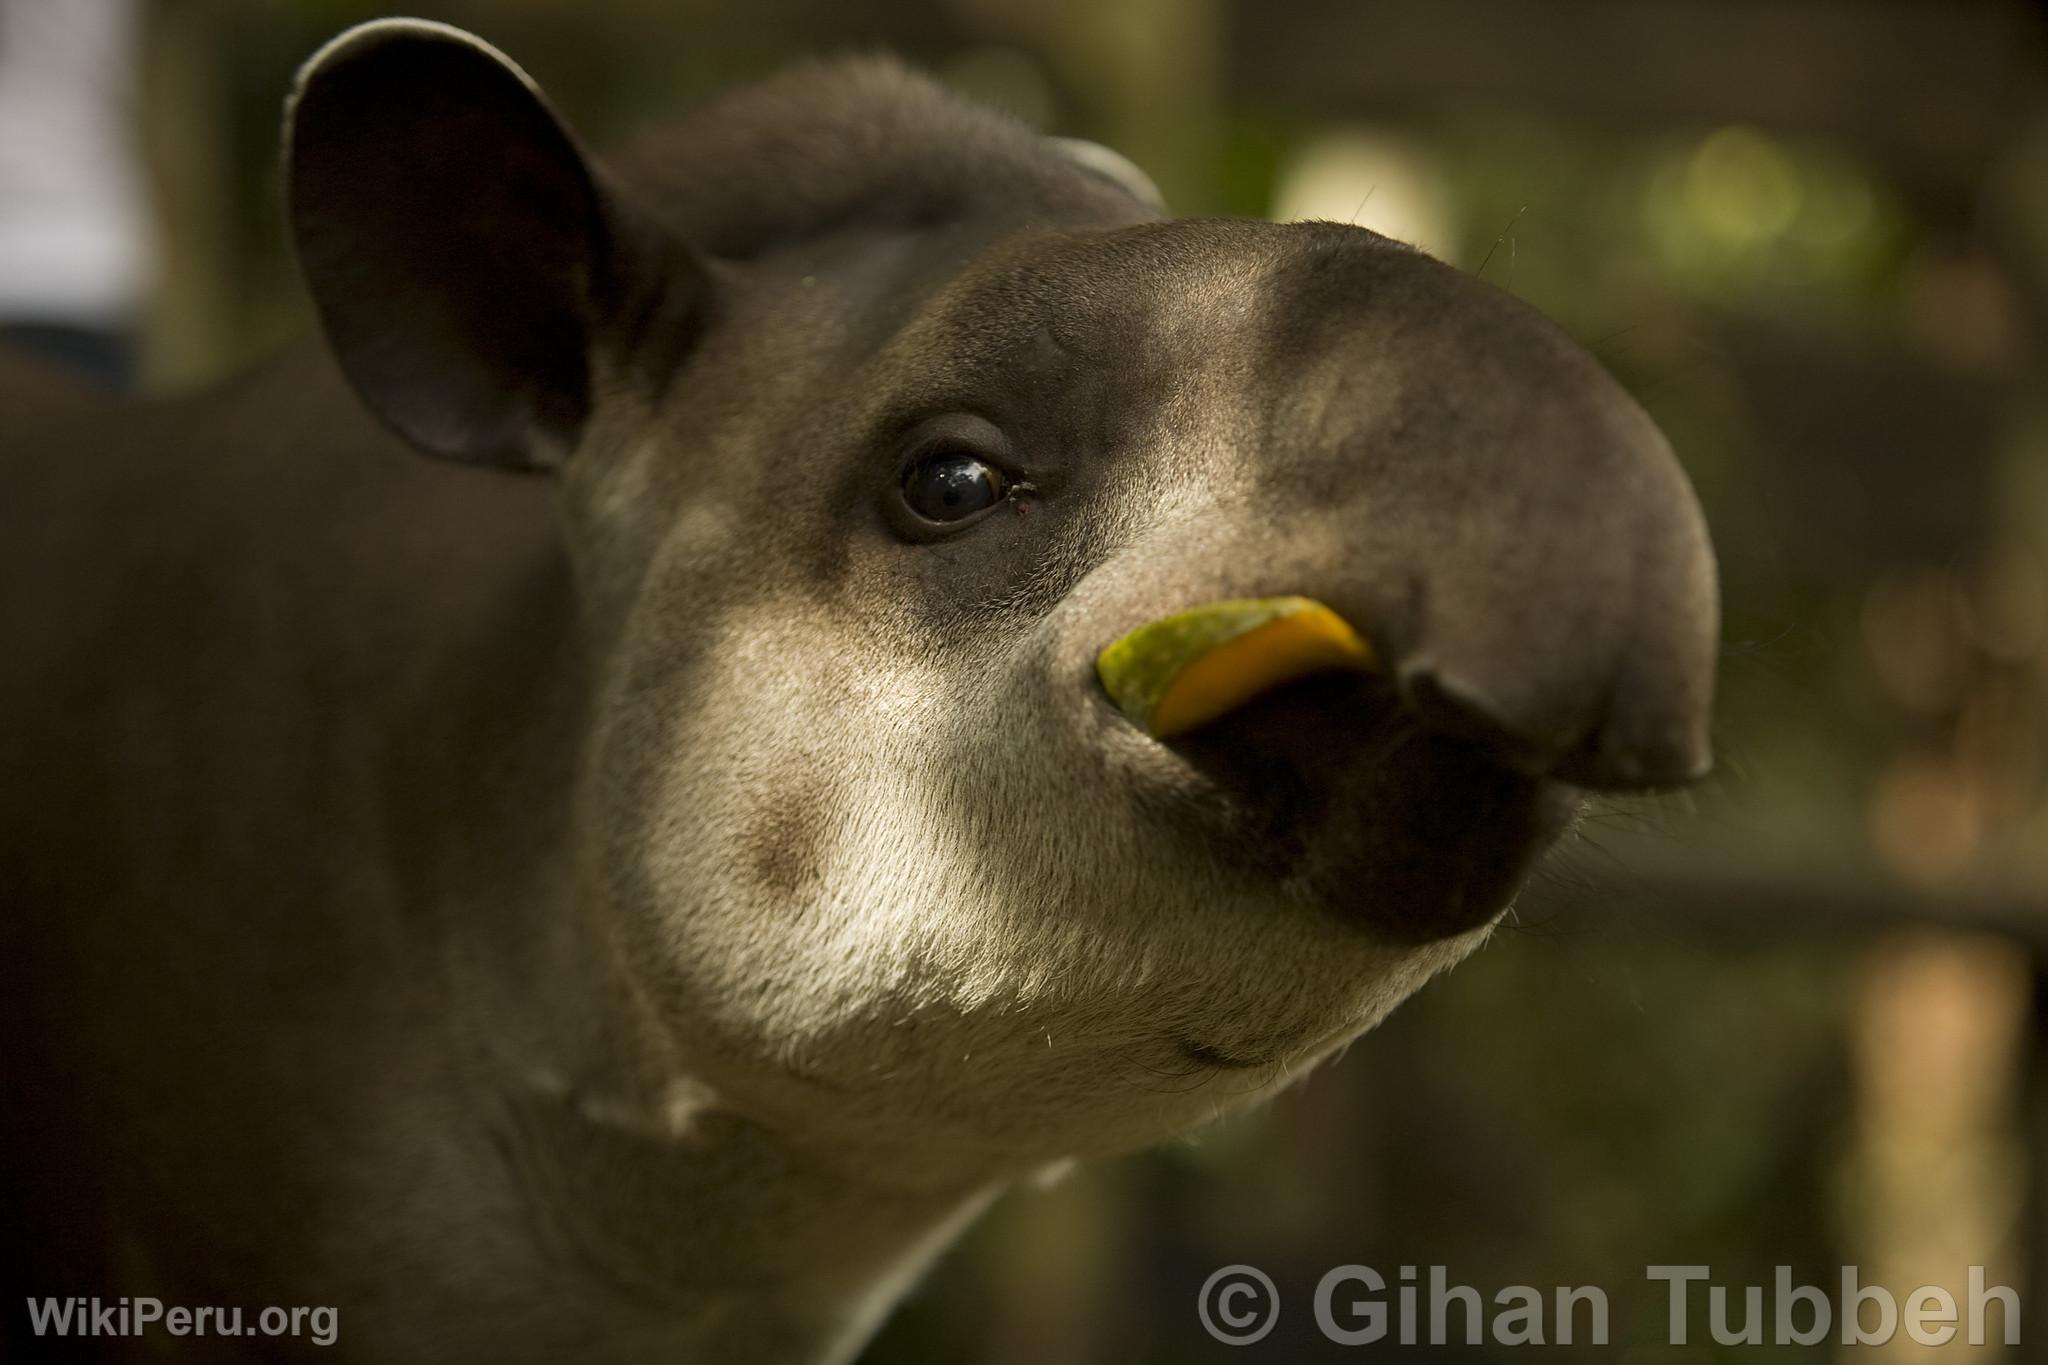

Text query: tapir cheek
(737, 775), (843, 900)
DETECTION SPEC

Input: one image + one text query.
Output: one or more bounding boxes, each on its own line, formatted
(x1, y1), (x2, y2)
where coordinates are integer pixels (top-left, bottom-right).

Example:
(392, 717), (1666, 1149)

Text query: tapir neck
(491, 1070), (998, 1362)
(403, 544), (996, 1365)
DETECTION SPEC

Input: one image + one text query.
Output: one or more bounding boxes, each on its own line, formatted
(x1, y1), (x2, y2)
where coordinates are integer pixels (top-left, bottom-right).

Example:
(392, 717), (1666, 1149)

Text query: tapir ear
(287, 20), (682, 470)
(1051, 138), (1167, 214)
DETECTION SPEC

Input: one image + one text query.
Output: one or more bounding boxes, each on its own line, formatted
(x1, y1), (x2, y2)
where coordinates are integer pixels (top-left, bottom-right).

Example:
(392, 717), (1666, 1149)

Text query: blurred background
(6, 0), (2048, 1358)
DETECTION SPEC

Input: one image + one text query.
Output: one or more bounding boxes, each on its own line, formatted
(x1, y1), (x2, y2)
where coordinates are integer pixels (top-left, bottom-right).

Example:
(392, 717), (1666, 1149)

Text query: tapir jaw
(1073, 633), (1578, 944)
(1157, 671), (1583, 941)
(1084, 594), (1586, 940)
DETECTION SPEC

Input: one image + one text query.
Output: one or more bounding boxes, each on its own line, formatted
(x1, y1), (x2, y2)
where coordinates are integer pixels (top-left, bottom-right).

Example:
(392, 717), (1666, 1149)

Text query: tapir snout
(1012, 220), (1718, 939)
(1243, 229), (1719, 794)
(1068, 222), (1716, 776)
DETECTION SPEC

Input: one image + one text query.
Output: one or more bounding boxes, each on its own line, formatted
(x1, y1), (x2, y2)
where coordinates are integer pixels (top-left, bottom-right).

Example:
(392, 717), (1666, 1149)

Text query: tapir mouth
(1163, 670), (1581, 942)
(1095, 597), (1577, 942)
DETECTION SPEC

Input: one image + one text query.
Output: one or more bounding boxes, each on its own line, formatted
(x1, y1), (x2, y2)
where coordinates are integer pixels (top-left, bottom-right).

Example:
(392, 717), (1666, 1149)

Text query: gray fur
(0, 20), (1716, 1364)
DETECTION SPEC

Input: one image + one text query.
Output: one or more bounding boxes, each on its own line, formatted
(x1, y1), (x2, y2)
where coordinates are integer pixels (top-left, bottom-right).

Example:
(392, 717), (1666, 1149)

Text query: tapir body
(1, 22), (1716, 1364)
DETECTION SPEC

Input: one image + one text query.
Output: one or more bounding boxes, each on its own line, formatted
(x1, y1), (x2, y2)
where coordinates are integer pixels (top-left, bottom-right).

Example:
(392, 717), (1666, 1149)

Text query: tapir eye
(886, 414), (1021, 538)
(901, 451), (1007, 522)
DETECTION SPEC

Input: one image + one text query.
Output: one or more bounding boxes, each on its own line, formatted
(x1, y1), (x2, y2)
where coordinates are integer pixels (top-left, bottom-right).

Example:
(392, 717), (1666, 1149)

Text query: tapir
(0, 18), (1717, 1364)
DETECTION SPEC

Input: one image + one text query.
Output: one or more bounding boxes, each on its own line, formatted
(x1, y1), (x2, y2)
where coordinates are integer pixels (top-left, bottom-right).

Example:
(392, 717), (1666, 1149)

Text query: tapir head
(288, 23), (1716, 1175)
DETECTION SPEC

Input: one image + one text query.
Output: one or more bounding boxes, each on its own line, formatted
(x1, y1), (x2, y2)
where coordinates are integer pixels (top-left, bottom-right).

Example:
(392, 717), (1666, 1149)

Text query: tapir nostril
(1395, 661), (1569, 781)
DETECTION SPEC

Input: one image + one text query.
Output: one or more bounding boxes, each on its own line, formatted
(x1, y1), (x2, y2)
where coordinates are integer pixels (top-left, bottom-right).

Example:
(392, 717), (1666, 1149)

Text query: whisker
(1474, 205), (1528, 279)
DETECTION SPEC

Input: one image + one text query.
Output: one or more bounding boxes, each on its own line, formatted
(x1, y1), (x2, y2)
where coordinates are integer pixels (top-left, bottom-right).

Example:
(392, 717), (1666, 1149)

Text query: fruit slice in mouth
(1097, 596), (1377, 738)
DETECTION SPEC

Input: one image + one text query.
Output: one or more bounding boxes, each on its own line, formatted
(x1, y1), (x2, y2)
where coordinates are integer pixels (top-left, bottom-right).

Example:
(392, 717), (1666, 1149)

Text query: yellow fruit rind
(1096, 596), (1376, 738)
